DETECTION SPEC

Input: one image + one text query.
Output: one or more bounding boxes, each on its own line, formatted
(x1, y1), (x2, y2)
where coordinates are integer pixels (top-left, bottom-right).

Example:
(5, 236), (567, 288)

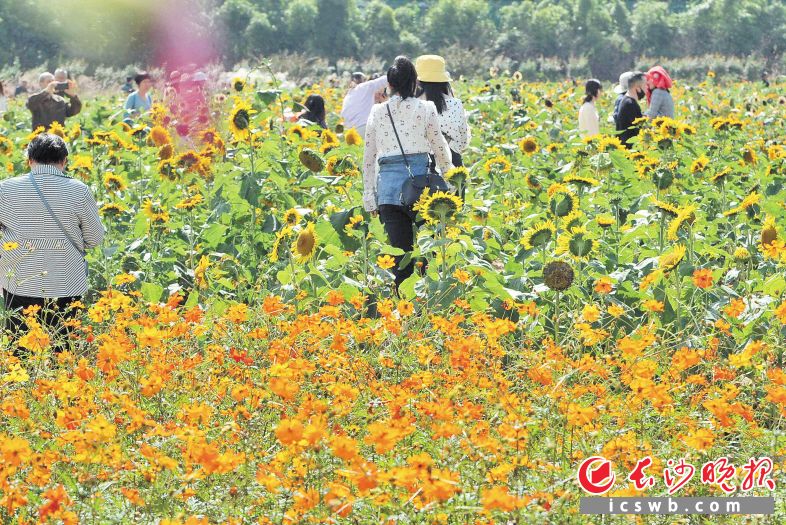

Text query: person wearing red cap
(644, 66), (674, 119)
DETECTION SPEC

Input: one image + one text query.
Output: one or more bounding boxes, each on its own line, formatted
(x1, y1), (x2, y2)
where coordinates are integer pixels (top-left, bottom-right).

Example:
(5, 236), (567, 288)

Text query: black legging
(3, 290), (82, 354)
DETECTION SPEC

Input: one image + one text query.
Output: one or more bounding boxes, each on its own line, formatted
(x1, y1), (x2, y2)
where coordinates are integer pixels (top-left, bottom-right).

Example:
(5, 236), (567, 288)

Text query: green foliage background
(0, 0), (785, 79)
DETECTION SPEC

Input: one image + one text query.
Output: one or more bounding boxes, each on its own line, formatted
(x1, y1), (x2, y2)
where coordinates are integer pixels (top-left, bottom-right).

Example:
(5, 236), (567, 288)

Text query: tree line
(1, 0), (784, 81)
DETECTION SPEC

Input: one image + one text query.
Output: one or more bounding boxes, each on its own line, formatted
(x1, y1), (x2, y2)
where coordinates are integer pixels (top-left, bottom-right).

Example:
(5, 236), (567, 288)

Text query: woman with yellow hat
(415, 55), (469, 174)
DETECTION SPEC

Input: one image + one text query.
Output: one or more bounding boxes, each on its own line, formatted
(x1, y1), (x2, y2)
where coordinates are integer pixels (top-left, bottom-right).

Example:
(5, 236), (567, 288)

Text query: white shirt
(578, 100), (600, 137)
(436, 96), (470, 153)
(0, 165), (105, 297)
(341, 76), (388, 130)
(0, 95), (7, 114)
(362, 96), (453, 212)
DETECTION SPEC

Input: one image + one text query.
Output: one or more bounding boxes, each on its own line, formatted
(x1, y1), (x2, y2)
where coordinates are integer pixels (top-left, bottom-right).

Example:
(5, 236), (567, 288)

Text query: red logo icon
(578, 456), (616, 494)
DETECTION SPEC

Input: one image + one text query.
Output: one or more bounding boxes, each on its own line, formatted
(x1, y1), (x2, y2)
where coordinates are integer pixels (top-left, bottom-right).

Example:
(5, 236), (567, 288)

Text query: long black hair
(417, 81), (451, 114)
(584, 79), (601, 103)
(301, 94), (327, 128)
(387, 56), (417, 99)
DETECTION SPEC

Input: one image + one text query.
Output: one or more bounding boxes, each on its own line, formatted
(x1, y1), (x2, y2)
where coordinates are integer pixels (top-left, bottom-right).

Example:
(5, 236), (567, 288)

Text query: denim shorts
(377, 153), (429, 207)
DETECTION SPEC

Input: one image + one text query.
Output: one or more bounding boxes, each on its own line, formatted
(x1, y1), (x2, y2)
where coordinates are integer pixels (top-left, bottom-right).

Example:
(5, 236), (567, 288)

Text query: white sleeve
(362, 108), (379, 212)
(425, 103), (453, 175)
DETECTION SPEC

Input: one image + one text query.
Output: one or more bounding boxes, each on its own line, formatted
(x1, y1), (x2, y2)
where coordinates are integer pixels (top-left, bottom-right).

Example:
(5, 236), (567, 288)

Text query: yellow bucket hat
(415, 55), (452, 83)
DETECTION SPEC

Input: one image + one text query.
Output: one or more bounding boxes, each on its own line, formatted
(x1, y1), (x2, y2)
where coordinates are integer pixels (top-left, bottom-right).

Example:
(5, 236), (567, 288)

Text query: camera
(55, 82), (69, 92)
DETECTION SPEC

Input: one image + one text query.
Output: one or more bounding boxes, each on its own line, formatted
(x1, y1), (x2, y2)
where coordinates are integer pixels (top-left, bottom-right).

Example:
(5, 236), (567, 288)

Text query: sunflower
(149, 126), (172, 147)
(483, 155), (511, 174)
(232, 77), (246, 92)
(345, 128), (362, 146)
(521, 219), (556, 249)
(103, 174), (127, 193)
(597, 135), (624, 152)
(690, 156), (709, 174)
(761, 215), (778, 247)
(0, 136), (14, 156)
(651, 198), (680, 218)
(175, 194), (204, 210)
(158, 143), (174, 161)
(741, 145), (758, 166)
(519, 136), (538, 155)
(292, 223), (318, 263)
(288, 124), (312, 141)
(417, 191), (463, 225)
(659, 244), (687, 273)
(321, 129), (340, 146)
(564, 173), (600, 189)
(560, 210), (584, 231)
(142, 199), (170, 224)
(547, 185), (579, 218)
(556, 226), (597, 261)
(724, 192), (762, 217)
(445, 166), (469, 188)
(100, 203), (127, 218)
(326, 155), (358, 177)
(3, 241), (19, 251)
(69, 155), (94, 179)
(48, 121), (66, 138)
(667, 206), (697, 241)
(229, 100), (254, 140)
(710, 166), (733, 185)
(596, 215), (615, 229)
(269, 227), (292, 263)
(283, 208), (301, 225)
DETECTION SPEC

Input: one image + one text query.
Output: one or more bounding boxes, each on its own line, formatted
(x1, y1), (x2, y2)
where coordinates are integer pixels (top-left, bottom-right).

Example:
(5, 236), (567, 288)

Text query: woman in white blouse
(578, 79), (602, 137)
(363, 56), (453, 289)
(414, 55), (470, 170)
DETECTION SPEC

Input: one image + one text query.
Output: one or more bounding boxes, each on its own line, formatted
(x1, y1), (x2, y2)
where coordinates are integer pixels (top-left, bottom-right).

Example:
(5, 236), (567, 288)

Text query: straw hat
(415, 55), (452, 83)
(614, 71), (634, 94)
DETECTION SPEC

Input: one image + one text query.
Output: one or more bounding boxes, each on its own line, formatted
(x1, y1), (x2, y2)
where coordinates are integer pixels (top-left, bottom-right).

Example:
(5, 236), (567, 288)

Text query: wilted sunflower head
(417, 191), (463, 225)
(292, 223), (318, 263)
(659, 244), (687, 273)
(564, 173), (600, 189)
(543, 260), (574, 291)
(299, 148), (325, 172)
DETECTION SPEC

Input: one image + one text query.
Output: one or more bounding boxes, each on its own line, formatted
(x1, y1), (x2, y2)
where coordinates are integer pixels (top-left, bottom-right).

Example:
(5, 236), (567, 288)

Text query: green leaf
(141, 282), (164, 303)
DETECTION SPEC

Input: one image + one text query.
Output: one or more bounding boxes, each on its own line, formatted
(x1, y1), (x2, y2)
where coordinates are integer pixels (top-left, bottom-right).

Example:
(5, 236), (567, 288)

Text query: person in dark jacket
(26, 72), (82, 131)
(615, 73), (647, 149)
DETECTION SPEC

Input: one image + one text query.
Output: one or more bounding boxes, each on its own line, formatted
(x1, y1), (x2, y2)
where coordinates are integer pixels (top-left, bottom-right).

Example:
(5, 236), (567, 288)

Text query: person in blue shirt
(123, 73), (153, 124)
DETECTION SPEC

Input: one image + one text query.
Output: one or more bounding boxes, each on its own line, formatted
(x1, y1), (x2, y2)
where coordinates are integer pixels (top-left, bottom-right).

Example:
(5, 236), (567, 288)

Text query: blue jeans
(376, 153), (429, 207)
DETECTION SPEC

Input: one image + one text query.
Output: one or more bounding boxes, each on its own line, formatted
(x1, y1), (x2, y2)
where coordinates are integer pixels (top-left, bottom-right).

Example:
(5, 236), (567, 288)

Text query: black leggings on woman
(378, 204), (425, 289)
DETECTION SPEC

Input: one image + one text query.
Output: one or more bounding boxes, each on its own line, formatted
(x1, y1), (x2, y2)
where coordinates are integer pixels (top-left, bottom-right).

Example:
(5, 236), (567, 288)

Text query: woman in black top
(297, 94), (327, 129)
(615, 73), (647, 149)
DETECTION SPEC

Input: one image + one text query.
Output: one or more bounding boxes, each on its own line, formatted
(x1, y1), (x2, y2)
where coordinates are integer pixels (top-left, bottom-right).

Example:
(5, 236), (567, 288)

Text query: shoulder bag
(385, 103), (449, 207)
(29, 173), (89, 278)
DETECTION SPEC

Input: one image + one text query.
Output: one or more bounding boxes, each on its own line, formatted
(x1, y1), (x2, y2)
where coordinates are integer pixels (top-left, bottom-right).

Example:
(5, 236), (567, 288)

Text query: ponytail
(584, 78), (601, 103)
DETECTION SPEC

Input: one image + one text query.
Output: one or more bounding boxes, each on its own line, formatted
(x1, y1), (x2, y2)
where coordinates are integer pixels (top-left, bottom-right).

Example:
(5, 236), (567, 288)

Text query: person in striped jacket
(0, 133), (105, 354)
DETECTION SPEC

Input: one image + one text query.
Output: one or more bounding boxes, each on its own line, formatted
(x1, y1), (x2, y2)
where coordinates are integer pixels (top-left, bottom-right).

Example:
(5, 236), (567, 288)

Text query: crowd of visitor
(0, 55), (687, 352)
